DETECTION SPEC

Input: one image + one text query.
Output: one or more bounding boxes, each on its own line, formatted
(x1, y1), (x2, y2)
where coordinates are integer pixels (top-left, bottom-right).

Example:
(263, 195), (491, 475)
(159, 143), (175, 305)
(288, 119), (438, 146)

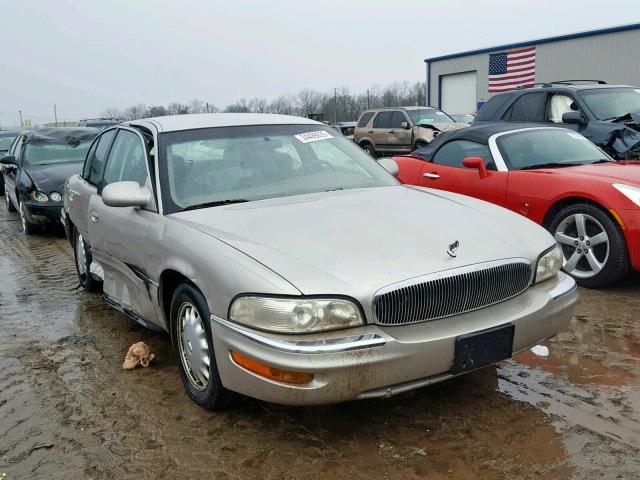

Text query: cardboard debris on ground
(123, 342), (155, 370)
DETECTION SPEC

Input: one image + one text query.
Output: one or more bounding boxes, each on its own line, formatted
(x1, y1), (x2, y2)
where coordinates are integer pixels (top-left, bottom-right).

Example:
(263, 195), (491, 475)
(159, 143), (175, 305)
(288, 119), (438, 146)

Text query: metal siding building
(425, 23), (640, 114)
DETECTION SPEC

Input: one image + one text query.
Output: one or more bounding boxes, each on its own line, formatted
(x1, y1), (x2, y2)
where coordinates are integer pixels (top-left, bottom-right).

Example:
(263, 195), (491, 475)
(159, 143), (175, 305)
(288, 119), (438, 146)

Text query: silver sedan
(62, 114), (577, 409)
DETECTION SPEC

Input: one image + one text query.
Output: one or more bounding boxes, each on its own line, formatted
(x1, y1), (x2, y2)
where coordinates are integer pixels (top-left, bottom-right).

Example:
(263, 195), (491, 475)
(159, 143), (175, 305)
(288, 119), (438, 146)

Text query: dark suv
(474, 81), (640, 159)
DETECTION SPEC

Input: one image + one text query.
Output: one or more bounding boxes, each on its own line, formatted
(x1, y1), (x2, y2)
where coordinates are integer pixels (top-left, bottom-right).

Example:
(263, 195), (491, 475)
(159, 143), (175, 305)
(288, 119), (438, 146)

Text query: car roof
(435, 122), (549, 144)
(128, 113), (323, 133)
(21, 127), (99, 142)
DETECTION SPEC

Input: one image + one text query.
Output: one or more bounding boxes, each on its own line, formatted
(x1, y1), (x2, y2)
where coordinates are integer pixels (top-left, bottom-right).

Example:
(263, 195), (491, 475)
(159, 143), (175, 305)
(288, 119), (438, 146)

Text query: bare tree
(166, 103), (190, 115)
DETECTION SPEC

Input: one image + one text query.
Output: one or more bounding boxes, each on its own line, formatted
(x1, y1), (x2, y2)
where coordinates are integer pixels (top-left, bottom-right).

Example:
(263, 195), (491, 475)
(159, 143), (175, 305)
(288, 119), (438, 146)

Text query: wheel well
(542, 196), (615, 229)
(158, 269), (196, 331)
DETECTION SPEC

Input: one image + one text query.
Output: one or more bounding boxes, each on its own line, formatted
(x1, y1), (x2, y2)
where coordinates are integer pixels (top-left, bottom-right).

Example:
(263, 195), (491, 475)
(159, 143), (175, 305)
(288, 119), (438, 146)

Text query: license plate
(450, 324), (515, 375)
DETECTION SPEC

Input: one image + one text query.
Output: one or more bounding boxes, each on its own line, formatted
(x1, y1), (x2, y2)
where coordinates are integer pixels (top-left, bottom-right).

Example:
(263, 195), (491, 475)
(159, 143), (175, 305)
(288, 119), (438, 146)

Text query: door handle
(423, 172), (440, 179)
(368, 130), (373, 134)
(90, 210), (100, 223)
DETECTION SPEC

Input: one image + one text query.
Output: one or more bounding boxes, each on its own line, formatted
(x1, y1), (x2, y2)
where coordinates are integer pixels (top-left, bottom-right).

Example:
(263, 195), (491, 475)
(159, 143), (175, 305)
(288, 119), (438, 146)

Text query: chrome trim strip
(545, 274), (577, 300)
(211, 315), (386, 354)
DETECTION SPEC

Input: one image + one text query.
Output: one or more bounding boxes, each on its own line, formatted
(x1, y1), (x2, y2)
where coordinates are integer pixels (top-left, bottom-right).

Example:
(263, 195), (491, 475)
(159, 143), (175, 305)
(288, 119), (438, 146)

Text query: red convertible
(392, 124), (640, 288)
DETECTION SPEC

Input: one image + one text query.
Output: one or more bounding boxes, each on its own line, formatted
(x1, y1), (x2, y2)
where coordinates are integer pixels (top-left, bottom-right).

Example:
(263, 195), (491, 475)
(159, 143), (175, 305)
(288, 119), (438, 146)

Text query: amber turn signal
(230, 351), (314, 385)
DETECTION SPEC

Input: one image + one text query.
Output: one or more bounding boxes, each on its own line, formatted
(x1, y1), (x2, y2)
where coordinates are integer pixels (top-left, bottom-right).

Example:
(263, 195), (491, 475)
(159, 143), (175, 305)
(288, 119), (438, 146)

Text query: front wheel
(550, 204), (629, 288)
(18, 201), (38, 235)
(73, 228), (102, 292)
(5, 188), (16, 212)
(360, 143), (377, 158)
(413, 140), (428, 151)
(171, 283), (235, 410)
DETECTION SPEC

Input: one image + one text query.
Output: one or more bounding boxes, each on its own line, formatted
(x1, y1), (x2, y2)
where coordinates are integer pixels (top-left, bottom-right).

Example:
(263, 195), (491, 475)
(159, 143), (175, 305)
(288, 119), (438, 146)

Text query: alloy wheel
(76, 233), (87, 277)
(18, 202), (27, 233)
(176, 302), (210, 391)
(554, 213), (610, 279)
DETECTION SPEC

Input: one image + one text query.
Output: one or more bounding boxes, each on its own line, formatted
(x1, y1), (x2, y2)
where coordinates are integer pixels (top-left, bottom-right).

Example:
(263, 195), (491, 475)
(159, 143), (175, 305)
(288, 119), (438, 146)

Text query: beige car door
(387, 111), (412, 153)
(370, 111), (392, 153)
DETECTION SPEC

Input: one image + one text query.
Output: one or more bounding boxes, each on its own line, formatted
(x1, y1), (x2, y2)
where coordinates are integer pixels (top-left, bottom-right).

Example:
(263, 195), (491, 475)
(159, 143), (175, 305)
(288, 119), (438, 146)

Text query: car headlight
(29, 190), (49, 202)
(535, 245), (563, 284)
(613, 183), (640, 207)
(49, 192), (62, 202)
(229, 296), (364, 333)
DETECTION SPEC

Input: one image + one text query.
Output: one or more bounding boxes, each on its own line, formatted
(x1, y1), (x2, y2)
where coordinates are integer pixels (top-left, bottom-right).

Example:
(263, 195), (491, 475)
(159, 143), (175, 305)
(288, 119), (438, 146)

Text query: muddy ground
(0, 206), (638, 480)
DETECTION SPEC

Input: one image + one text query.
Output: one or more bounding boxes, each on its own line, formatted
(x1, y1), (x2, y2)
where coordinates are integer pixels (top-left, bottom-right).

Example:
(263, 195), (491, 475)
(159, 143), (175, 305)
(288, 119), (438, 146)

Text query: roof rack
(547, 80), (607, 85)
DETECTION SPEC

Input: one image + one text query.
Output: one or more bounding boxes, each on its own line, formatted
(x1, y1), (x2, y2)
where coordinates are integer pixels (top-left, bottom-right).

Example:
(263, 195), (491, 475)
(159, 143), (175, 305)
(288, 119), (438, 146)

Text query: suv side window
(357, 112), (374, 128)
(373, 111), (392, 129)
(503, 93), (547, 122)
(547, 93), (579, 123)
(87, 129), (117, 186)
(389, 111), (408, 129)
(102, 130), (149, 188)
(433, 140), (496, 170)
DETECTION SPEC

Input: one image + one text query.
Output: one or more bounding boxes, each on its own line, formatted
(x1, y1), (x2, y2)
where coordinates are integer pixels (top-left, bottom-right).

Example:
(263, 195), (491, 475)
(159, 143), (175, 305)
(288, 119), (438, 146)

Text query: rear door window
(87, 129), (117, 186)
(357, 112), (375, 128)
(373, 111), (392, 129)
(503, 93), (547, 122)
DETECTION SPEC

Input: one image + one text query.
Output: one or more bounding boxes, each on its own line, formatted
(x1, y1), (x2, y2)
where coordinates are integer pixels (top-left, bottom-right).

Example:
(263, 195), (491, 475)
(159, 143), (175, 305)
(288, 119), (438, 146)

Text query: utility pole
(367, 90), (370, 109)
(206, 102), (210, 113)
(333, 88), (338, 123)
(18, 110), (23, 128)
(54, 104), (58, 126)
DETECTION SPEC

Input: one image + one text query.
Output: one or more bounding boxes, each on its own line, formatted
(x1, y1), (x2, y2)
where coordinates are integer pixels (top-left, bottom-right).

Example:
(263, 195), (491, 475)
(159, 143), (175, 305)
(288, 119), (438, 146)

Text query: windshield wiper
(588, 159), (614, 164)
(519, 162), (586, 170)
(182, 199), (249, 211)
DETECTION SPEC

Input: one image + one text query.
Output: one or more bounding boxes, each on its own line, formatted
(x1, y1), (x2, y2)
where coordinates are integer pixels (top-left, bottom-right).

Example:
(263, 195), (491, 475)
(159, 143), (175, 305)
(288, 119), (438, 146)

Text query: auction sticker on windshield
(294, 131), (334, 143)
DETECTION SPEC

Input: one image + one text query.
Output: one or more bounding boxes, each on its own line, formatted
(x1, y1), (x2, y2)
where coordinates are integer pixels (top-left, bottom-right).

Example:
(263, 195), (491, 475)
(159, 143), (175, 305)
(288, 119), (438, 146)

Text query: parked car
(474, 81), (640, 160)
(450, 114), (475, 124)
(62, 114), (576, 410)
(0, 130), (20, 196)
(77, 118), (122, 130)
(1, 127), (99, 234)
(354, 106), (467, 157)
(392, 123), (640, 288)
(330, 121), (356, 139)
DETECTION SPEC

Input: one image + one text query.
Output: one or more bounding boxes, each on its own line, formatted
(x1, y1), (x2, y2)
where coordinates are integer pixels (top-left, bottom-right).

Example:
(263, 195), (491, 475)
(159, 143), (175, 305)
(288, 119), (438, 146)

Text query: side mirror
(0, 155), (17, 166)
(378, 158), (399, 177)
(462, 156), (489, 178)
(102, 181), (151, 208)
(562, 111), (585, 125)
(400, 121), (411, 130)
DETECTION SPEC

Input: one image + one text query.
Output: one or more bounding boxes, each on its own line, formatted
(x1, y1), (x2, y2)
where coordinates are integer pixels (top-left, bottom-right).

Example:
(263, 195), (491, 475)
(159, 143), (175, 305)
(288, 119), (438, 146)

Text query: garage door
(440, 71), (477, 115)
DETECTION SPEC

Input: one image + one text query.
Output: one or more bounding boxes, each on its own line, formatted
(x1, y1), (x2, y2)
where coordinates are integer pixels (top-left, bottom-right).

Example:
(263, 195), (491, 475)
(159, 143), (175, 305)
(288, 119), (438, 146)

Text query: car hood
(25, 163), (83, 192)
(170, 186), (552, 301)
(534, 162), (640, 185)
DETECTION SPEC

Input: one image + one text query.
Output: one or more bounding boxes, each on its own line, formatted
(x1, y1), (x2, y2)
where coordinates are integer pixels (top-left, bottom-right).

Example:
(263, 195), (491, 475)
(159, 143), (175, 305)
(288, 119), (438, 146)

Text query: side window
(503, 93), (547, 122)
(357, 112), (374, 128)
(88, 129), (117, 186)
(433, 140), (495, 170)
(389, 111), (408, 129)
(547, 94), (578, 123)
(102, 130), (149, 188)
(373, 111), (392, 129)
(82, 139), (99, 179)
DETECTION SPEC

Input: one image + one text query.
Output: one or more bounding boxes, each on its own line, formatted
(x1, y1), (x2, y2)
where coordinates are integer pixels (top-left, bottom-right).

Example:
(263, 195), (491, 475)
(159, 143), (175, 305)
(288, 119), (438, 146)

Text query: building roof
(130, 113), (322, 133)
(424, 22), (640, 63)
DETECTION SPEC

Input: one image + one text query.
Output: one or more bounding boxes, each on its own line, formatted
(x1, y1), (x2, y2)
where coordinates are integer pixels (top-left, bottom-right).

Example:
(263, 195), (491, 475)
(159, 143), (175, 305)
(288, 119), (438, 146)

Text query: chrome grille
(373, 260), (532, 326)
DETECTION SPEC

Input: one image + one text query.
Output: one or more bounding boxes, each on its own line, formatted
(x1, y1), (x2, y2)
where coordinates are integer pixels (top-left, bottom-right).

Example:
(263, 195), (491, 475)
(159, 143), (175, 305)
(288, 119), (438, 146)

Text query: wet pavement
(0, 205), (639, 480)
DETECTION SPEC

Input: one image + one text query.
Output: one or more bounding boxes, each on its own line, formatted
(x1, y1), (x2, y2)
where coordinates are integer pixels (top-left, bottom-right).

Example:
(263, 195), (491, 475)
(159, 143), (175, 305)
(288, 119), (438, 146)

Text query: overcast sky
(1, 0), (638, 125)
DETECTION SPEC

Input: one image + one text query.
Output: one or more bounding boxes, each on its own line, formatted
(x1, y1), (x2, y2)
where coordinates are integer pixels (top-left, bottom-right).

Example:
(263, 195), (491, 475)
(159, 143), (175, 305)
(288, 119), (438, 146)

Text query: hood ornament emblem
(447, 241), (459, 258)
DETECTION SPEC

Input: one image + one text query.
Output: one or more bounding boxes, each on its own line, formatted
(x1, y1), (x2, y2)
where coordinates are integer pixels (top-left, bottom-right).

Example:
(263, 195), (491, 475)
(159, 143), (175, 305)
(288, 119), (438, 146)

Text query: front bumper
(23, 201), (63, 225)
(211, 272), (578, 406)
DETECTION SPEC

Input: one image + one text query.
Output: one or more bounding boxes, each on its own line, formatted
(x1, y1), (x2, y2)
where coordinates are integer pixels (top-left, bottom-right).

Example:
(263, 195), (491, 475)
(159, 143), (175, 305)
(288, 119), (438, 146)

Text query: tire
(0, 177), (4, 196)
(5, 187), (16, 212)
(73, 228), (103, 292)
(549, 203), (630, 288)
(413, 140), (428, 151)
(170, 283), (235, 411)
(360, 142), (377, 158)
(18, 200), (38, 235)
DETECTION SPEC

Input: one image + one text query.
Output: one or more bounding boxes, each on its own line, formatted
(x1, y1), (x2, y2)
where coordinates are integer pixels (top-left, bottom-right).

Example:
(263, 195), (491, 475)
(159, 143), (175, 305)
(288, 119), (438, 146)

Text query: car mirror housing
(562, 111), (585, 125)
(102, 181), (151, 208)
(462, 156), (489, 178)
(400, 121), (411, 130)
(377, 158), (399, 177)
(0, 154), (17, 166)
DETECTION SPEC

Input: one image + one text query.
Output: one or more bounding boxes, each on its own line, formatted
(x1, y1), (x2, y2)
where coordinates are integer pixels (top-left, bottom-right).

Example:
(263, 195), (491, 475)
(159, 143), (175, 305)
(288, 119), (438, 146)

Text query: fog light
(230, 351), (314, 385)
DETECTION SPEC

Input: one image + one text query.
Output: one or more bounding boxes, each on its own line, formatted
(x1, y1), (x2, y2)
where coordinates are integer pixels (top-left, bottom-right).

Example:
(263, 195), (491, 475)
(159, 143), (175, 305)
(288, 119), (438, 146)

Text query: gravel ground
(0, 204), (638, 480)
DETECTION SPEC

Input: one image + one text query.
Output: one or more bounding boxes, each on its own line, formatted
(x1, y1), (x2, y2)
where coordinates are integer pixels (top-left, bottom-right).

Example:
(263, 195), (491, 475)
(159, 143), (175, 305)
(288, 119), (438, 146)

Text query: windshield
(24, 139), (94, 166)
(497, 129), (612, 170)
(0, 134), (17, 151)
(158, 124), (398, 213)
(407, 108), (455, 126)
(580, 88), (640, 120)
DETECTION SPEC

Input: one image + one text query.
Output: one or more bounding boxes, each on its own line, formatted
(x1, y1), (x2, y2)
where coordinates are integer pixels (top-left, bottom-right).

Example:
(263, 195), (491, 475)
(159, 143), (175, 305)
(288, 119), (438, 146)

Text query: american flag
(488, 47), (536, 92)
